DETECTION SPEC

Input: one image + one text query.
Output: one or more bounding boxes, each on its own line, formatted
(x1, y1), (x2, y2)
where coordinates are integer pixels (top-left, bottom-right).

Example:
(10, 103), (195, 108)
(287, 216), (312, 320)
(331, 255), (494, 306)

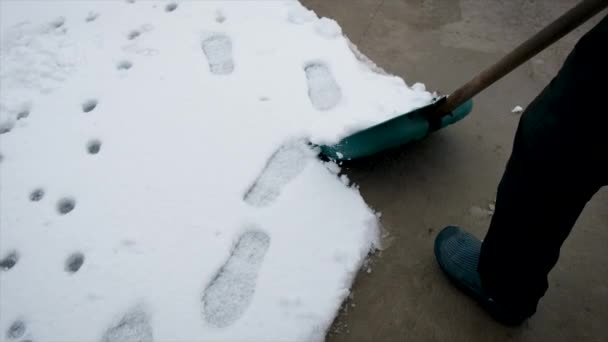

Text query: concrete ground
(300, 1), (608, 341)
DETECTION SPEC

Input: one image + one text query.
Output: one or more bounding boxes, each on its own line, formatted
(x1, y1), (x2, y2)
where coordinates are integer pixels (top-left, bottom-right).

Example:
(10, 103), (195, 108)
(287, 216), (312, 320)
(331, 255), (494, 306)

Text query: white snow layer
(0, 1), (433, 341)
(511, 105), (524, 114)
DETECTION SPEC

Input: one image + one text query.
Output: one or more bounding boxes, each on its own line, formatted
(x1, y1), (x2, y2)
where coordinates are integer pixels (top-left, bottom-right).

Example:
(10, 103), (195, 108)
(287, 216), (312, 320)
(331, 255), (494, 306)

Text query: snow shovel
(321, 0), (608, 160)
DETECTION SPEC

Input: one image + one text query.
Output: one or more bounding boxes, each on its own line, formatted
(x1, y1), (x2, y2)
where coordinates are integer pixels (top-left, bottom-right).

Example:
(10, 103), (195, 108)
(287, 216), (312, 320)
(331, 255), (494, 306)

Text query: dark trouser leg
(478, 15), (608, 320)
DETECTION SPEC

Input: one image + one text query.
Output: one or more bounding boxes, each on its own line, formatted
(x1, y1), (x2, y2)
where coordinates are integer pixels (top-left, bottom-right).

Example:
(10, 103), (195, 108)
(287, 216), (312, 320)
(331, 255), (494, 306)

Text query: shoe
(434, 226), (527, 326)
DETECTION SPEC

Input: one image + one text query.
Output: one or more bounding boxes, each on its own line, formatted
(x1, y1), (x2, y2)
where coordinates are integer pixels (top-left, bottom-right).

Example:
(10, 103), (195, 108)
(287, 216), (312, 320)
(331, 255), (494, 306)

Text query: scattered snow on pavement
(511, 105), (524, 114)
(0, 1), (434, 341)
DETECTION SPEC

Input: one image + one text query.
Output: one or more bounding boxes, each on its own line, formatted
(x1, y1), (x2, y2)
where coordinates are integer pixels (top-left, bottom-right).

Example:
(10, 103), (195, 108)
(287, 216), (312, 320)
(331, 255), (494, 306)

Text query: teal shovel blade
(320, 98), (473, 160)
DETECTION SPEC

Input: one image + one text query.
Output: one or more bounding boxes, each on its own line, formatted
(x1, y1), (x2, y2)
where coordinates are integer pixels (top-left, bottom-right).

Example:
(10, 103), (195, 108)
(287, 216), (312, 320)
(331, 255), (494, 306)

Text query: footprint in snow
(215, 10), (226, 23)
(101, 306), (153, 342)
(17, 106), (30, 120)
(201, 34), (234, 75)
(305, 62), (342, 111)
(127, 30), (141, 40)
(29, 188), (44, 201)
(57, 198), (76, 215)
(202, 229), (270, 327)
(0, 105), (30, 134)
(87, 139), (102, 154)
(6, 320), (26, 340)
(117, 60), (133, 71)
(82, 99), (98, 113)
(0, 251), (18, 271)
(0, 121), (14, 135)
(65, 252), (85, 273)
(50, 17), (65, 29)
(85, 12), (99, 22)
(165, 2), (178, 12)
(243, 141), (312, 207)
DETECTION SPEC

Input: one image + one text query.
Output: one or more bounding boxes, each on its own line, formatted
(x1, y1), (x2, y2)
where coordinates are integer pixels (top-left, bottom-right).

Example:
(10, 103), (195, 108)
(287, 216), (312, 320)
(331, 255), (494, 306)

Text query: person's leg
(478, 14), (608, 320)
(435, 15), (608, 325)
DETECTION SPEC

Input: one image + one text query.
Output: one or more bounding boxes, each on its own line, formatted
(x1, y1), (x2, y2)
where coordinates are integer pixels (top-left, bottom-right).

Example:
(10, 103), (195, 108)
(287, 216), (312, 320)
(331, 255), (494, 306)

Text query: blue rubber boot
(434, 226), (527, 326)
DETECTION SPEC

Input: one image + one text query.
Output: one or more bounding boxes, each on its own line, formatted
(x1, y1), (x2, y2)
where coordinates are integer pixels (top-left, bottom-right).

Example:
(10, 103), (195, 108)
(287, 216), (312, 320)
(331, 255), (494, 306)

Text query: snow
(0, 1), (433, 341)
(512, 105), (524, 113)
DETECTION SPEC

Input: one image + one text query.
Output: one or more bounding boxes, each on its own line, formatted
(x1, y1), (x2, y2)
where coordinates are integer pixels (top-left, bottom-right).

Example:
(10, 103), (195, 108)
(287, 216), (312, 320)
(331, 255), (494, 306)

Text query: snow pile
(0, 1), (433, 341)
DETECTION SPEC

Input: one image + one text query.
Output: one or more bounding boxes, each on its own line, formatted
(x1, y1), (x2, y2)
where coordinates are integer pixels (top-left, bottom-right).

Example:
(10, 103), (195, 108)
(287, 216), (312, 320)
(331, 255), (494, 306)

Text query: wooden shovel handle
(433, 0), (608, 118)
